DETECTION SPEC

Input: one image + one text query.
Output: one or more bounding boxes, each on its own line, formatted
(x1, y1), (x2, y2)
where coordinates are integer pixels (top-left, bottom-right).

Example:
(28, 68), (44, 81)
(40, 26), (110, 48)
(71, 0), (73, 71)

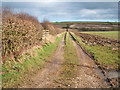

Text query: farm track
(19, 32), (116, 88)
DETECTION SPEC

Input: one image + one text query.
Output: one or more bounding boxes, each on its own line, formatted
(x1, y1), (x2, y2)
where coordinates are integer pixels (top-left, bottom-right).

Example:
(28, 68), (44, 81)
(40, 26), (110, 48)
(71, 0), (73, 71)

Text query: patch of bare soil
(19, 38), (64, 88)
(76, 32), (119, 47)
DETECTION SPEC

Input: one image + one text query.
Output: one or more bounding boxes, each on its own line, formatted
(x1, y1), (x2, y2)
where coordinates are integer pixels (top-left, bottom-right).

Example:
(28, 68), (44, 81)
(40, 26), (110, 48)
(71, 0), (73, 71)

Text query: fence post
(42, 29), (49, 44)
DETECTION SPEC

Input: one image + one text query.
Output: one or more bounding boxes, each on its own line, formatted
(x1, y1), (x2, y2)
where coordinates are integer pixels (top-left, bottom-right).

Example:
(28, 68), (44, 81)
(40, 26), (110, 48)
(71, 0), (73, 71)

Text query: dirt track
(19, 32), (114, 88)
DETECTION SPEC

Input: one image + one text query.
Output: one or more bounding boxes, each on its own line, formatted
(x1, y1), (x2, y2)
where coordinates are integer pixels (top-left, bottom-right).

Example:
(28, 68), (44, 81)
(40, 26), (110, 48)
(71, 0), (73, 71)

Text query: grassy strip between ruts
(70, 32), (119, 70)
(2, 33), (64, 88)
(55, 32), (78, 87)
(63, 32), (78, 78)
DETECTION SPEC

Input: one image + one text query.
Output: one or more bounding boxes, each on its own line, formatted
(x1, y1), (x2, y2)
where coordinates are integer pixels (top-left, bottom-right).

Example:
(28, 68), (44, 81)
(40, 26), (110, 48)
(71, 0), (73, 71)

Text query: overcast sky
(2, 2), (118, 22)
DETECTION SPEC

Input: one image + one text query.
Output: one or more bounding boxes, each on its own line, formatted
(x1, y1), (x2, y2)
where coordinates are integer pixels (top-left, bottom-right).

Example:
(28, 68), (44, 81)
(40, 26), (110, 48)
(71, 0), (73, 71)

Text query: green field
(81, 31), (119, 40)
(71, 32), (119, 70)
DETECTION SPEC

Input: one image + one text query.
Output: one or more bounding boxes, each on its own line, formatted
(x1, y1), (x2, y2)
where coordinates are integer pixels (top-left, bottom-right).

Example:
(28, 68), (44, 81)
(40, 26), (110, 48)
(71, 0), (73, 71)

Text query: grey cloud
(2, 2), (118, 22)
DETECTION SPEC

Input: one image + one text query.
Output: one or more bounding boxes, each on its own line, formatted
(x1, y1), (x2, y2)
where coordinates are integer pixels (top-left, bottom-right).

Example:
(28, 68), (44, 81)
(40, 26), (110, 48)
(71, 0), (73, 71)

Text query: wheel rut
(20, 38), (65, 88)
(70, 32), (111, 88)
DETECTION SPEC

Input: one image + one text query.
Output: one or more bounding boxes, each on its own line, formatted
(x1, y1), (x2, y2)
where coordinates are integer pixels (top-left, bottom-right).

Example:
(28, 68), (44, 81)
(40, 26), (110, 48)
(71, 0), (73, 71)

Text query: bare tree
(41, 19), (50, 30)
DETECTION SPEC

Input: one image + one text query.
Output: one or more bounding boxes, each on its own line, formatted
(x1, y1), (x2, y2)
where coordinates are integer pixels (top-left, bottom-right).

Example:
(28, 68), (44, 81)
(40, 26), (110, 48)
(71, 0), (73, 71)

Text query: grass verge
(2, 33), (64, 88)
(71, 32), (119, 70)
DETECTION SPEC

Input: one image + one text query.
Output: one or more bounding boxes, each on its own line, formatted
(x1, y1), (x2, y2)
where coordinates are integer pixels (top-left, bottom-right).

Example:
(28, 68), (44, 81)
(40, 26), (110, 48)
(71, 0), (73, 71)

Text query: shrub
(2, 9), (43, 63)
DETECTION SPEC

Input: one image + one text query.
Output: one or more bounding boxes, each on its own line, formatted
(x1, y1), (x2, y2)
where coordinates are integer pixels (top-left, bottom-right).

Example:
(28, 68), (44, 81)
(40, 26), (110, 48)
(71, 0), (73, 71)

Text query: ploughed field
(54, 22), (118, 31)
(81, 31), (119, 40)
